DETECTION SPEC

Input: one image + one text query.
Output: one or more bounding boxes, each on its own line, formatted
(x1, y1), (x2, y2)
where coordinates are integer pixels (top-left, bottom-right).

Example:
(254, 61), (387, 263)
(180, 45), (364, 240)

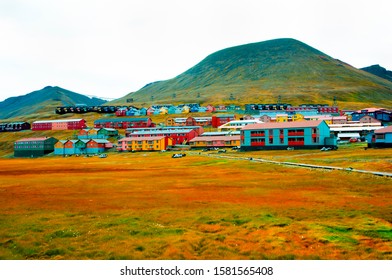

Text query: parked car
(349, 138), (359, 143)
(172, 153), (186, 158)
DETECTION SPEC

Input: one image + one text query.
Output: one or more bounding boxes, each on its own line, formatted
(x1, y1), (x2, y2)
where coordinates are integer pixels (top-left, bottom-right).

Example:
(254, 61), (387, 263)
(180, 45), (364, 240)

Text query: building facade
(367, 126), (392, 148)
(240, 120), (336, 150)
(189, 135), (241, 148)
(118, 136), (173, 151)
(32, 119), (86, 131)
(94, 117), (153, 129)
(0, 122), (30, 132)
(14, 137), (58, 157)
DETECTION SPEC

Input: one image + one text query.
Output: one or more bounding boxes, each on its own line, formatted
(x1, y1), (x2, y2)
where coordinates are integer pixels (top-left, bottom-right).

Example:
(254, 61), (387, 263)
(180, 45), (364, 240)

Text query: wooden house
(32, 119), (86, 131)
(78, 128), (119, 139)
(118, 136), (173, 152)
(206, 105), (216, 112)
(126, 126), (203, 137)
(0, 121), (30, 132)
(211, 114), (236, 128)
(351, 108), (392, 123)
(128, 128), (197, 145)
(189, 135), (241, 148)
(241, 120), (336, 150)
(359, 115), (380, 124)
(94, 117), (153, 129)
(367, 126), (392, 148)
(54, 139), (111, 155)
(14, 137), (58, 157)
(260, 115), (272, 123)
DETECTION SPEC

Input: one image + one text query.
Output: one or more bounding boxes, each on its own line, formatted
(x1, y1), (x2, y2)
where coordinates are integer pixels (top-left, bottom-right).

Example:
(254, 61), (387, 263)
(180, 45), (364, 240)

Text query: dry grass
(0, 151), (391, 260)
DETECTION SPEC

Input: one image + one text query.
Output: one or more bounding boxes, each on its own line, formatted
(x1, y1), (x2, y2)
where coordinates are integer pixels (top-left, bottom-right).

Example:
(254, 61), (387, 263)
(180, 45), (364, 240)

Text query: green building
(14, 137), (58, 157)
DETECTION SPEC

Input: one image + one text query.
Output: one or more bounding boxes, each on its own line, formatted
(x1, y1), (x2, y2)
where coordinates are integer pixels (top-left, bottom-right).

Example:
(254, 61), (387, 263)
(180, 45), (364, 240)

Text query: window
(280, 138), (284, 144)
(269, 138), (273, 144)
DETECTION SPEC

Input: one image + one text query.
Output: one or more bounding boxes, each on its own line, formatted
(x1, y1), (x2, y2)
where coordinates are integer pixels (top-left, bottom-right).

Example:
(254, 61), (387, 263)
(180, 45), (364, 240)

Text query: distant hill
(114, 38), (392, 109)
(360, 64), (392, 83)
(0, 86), (105, 120)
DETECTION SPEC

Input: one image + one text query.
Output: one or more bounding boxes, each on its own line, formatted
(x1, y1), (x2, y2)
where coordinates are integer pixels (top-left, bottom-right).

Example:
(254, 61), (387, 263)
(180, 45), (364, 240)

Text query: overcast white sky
(0, 0), (391, 101)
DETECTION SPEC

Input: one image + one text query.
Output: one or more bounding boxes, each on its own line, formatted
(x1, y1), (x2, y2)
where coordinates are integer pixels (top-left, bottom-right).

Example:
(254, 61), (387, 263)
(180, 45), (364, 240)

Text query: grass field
(0, 147), (391, 260)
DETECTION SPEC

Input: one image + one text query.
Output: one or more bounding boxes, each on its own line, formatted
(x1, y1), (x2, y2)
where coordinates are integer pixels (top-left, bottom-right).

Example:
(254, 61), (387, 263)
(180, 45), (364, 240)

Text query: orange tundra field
(0, 151), (391, 260)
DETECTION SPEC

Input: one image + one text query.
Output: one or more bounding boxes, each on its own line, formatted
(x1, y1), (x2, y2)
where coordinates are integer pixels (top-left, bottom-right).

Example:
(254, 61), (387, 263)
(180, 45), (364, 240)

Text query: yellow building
(276, 114), (289, 122)
(292, 113), (304, 122)
(118, 136), (173, 151)
(165, 117), (175, 126)
(189, 135), (241, 148)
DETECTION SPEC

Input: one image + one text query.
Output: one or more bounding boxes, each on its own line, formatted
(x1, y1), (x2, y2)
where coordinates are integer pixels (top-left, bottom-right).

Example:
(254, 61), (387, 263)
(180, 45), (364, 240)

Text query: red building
(94, 117), (154, 129)
(32, 119), (86, 131)
(211, 115), (236, 128)
(128, 128), (198, 145)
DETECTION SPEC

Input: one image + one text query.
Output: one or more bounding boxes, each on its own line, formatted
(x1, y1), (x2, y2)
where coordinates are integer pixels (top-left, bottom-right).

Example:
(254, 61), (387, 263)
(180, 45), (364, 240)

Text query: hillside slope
(0, 86), (105, 120)
(360, 64), (392, 83)
(115, 38), (392, 108)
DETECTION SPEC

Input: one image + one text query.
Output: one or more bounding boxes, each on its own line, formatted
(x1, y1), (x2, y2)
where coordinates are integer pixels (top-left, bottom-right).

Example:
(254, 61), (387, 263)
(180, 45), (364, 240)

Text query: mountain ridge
(360, 64), (392, 83)
(114, 38), (392, 108)
(0, 86), (105, 120)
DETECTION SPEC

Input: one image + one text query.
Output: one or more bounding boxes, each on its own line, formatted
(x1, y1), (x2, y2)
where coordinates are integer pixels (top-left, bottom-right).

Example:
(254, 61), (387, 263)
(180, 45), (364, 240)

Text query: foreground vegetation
(0, 148), (391, 260)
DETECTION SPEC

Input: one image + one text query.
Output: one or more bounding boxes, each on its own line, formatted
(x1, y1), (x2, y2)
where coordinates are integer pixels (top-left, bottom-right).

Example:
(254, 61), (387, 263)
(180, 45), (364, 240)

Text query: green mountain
(0, 86), (105, 120)
(116, 38), (392, 108)
(360, 64), (392, 83)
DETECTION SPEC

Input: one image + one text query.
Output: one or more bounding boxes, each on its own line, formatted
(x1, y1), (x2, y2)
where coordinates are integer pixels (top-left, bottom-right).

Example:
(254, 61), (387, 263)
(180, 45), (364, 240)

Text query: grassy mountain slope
(360, 64), (392, 83)
(0, 86), (105, 120)
(115, 38), (392, 108)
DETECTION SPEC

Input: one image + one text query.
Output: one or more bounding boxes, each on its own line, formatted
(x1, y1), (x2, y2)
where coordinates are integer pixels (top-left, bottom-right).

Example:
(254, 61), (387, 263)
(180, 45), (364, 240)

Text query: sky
(0, 0), (391, 101)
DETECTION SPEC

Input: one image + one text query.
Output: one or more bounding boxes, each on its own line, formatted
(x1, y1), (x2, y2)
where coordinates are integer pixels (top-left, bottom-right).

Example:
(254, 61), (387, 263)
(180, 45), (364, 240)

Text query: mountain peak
(0, 87), (106, 119)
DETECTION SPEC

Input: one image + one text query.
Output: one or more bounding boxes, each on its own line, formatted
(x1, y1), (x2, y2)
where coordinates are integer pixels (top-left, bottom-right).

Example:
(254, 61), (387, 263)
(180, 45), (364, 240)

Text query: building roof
(126, 126), (200, 131)
(213, 114), (235, 118)
(89, 139), (110, 144)
(33, 119), (84, 124)
(119, 136), (167, 142)
(201, 131), (241, 136)
(355, 108), (386, 113)
(15, 137), (54, 142)
(94, 117), (149, 123)
(190, 135), (241, 142)
(374, 126), (392, 134)
(131, 129), (193, 135)
(242, 120), (324, 130)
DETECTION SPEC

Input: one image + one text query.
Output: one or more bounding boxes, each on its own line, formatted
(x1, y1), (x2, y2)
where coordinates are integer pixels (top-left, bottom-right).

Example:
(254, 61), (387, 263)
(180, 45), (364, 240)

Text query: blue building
(240, 120), (336, 150)
(367, 126), (392, 148)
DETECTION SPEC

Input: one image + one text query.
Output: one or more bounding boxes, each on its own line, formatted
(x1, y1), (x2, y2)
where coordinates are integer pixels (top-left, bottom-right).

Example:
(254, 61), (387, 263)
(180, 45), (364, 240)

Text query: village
(2, 103), (391, 158)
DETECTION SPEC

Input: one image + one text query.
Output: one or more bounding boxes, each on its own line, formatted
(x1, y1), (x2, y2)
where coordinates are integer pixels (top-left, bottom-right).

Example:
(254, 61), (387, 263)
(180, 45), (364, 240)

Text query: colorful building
(367, 126), (392, 148)
(241, 120), (336, 150)
(189, 135), (241, 148)
(32, 119), (86, 131)
(128, 128), (198, 145)
(211, 115), (236, 128)
(78, 128), (119, 139)
(126, 126), (203, 137)
(94, 117), (153, 129)
(218, 119), (263, 131)
(118, 136), (173, 151)
(14, 137), (58, 157)
(0, 122), (30, 132)
(54, 139), (112, 155)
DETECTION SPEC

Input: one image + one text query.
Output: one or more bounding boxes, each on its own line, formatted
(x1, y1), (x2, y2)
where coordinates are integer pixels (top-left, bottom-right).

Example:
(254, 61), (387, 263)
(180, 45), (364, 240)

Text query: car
(172, 153), (186, 158)
(349, 138), (359, 143)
